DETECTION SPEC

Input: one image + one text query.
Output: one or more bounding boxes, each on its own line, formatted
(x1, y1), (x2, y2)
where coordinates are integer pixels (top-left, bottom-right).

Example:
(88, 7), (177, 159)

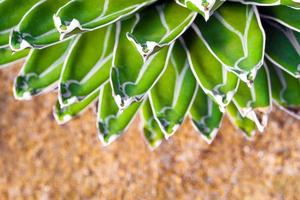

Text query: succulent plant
(0, 0), (299, 149)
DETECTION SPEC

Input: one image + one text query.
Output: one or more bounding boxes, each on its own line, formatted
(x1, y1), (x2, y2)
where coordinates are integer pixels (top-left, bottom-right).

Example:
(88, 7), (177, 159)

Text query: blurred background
(1, 64), (300, 200)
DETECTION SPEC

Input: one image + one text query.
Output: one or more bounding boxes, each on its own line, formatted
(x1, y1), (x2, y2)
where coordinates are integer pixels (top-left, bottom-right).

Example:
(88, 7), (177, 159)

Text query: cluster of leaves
(0, 0), (299, 149)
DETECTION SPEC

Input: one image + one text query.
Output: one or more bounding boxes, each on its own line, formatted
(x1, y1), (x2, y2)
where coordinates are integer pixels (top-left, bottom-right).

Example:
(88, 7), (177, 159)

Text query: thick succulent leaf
(59, 25), (115, 106)
(185, 25), (239, 109)
(190, 87), (224, 144)
(231, 0), (300, 9)
(111, 16), (173, 109)
(227, 102), (256, 139)
(10, 0), (70, 51)
(0, 47), (29, 68)
(0, 0), (33, 66)
(194, 3), (265, 84)
(175, 0), (224, 20)
(263, 21), (300, 78)
(97, 83), (142, 145)
(54, 89), (99, 124)
(259, 6), (300, 32)
(14, 39), (73, 100)
(142, 100), (164, 149)
(127, 1), (197, 59)
(267, 60), (300, 119)
(54, 0), (157, 38)
(0, 0), (39, 47)
(149, 39), (197, 137)
(283, 0), (300, 9)
(233, 65), (272, 132)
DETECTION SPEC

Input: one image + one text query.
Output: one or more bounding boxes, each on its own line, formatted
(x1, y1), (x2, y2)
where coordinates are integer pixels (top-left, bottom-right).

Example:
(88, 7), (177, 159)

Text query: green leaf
(59, 25), (115, 106)
(263, 21), (300, 78)
(127, 1), (196, 59)
(111, 16), (173, 109)
(14, 39), (74, 100)
(259, 6), (300, 32)
(0, 0), (35, 67)
(54, 0), (157, 38)
(283, 0), (300, 9)
(190, 87), (224, 144)
(54, 89), (99, 124)
(233, 65), (272, 132)
(0, 47), (29, 68)
(142, 100), (165, 149)
(0, 0), (40, 46)
(267, 60), (300, 119)
(194, 3), (265, 84)
(175, 0), (224, 20)
(97, 83), (143, 145)
(227, 102), (256, 139)
(10, 0), (70, 51)
(185, 25), (240, 109)
(149, 39), (197, 137)
(232, 0), (300, 9)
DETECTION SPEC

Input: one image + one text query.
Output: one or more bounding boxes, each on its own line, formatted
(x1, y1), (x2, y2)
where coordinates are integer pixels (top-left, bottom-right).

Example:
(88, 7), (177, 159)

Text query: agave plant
(0, 0), (299, 149)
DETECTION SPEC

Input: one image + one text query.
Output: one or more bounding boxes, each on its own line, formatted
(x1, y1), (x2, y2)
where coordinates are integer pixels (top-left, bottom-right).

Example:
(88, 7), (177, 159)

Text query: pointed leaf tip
(127, 1), (197, 60)
(97, 83), (143, 145)
(142, 101), (165, 149)
(190, 87), (223, 143)
(175, 0), (224, 20)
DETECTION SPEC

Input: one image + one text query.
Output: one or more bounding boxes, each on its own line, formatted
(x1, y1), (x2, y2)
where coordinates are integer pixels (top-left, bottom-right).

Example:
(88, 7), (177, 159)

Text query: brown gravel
(0, 63), (300, 200)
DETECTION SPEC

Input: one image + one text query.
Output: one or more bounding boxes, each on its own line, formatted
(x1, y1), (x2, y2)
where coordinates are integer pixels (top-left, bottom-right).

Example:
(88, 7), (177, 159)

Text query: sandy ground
(0, 63), (300, 200)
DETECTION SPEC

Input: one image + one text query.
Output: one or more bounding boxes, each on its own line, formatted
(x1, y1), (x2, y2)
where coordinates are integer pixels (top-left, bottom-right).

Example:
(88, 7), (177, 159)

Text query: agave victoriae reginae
(0, 0), (299, 149)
